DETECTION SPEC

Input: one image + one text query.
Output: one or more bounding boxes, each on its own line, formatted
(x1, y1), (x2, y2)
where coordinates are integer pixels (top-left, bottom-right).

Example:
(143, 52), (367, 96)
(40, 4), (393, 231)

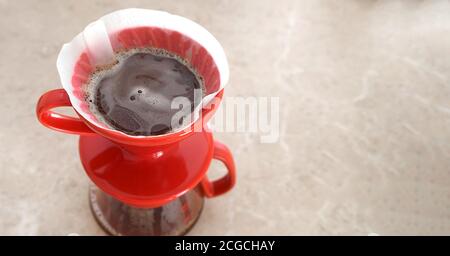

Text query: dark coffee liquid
(87, 50), (203, 136)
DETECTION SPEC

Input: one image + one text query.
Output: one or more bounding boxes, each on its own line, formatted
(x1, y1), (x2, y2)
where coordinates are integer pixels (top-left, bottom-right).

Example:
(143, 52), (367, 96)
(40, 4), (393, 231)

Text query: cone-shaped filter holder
(56, 8), (229, 137)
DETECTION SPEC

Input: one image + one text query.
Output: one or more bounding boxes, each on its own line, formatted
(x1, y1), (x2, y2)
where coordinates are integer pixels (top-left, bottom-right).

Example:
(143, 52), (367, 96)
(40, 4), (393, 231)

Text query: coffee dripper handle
(201, 140), (236, 197)
(36, 89), (94, 135)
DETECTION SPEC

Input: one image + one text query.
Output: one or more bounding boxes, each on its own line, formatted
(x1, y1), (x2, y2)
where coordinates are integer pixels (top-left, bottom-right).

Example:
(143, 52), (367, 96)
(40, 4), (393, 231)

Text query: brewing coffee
(86, 48), (204, 136)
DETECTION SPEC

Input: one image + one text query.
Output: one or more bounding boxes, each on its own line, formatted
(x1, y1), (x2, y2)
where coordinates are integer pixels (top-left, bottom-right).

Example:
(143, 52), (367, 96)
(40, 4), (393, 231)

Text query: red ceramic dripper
(36, 9), (236, 235)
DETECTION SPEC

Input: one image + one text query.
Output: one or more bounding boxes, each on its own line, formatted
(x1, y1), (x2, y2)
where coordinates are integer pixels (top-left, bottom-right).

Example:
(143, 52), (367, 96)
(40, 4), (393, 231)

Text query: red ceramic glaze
(36, 26), (236, 208)
(36, 88), (235, 208)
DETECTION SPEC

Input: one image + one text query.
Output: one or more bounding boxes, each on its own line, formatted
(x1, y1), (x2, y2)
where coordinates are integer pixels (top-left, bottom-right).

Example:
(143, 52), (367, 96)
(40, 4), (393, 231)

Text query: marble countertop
(1, 0), (450, 235)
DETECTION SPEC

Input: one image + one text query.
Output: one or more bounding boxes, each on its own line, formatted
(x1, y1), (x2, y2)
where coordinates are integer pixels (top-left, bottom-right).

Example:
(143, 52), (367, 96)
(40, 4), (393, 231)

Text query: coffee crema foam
(83, 48), (205, 136)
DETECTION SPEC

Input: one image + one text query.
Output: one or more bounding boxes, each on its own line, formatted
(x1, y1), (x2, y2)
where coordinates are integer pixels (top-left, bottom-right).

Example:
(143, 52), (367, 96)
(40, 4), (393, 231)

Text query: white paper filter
(56, 8), (229, 136)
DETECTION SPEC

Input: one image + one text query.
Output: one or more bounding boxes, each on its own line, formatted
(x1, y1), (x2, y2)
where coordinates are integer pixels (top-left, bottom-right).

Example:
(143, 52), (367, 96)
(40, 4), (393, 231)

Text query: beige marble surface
(1, 0), (450, 235)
